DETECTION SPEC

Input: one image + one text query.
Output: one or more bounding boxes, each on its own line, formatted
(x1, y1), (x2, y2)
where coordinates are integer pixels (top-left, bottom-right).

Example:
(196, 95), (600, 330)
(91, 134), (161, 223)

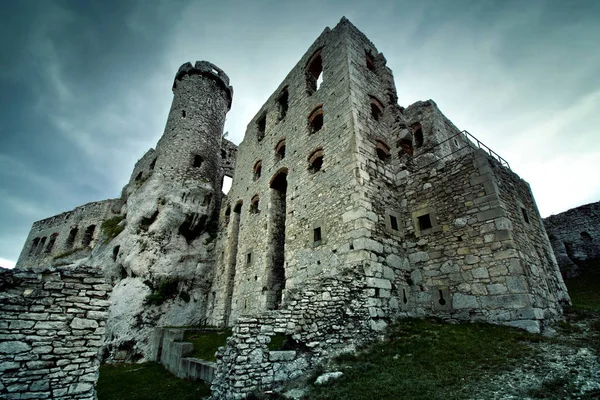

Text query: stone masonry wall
(544, 201), (600, 278)
(16, 199), (123, 270)
(210, 270), (371, 399)
(0, 265), (111, 399)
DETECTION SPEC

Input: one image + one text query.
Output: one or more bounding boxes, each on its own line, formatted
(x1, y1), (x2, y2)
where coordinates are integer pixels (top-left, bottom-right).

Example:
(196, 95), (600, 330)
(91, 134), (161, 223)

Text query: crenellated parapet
(173, 61), (233, 110)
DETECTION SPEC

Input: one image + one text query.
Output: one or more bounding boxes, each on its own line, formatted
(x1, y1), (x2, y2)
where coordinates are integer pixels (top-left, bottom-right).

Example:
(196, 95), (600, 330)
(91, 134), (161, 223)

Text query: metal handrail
(412, 130), (510, 170)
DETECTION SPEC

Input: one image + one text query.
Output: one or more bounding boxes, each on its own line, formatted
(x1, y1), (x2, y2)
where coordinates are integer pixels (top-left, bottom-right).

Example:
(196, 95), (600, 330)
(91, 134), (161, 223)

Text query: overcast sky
(1, 0), (599, 269)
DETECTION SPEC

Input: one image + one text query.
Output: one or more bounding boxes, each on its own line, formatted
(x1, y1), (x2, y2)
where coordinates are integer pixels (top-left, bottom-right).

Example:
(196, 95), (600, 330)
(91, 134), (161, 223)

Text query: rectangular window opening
(313, 227), (322, 244)
(246, 252), (252, 265)
(390, 215), (399, 231)
(418, 214), (433, 231)
(521, 207), (530, 224)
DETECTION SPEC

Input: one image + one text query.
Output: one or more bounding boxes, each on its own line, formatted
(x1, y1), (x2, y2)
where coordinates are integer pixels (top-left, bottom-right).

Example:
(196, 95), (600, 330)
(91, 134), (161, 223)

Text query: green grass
(101, 216), (126, 241)
(97, 362), (210, 400)
(564, 276), (600, 312)
(183, 329), (232, 361)
(52, 247), (85, 260)
(303, 318), (542, 400)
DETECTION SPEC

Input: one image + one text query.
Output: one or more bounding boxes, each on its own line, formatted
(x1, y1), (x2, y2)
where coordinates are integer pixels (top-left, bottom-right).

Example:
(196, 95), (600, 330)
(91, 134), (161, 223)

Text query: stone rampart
(544, 202), (600, 278)
(0, 265), (111, 399)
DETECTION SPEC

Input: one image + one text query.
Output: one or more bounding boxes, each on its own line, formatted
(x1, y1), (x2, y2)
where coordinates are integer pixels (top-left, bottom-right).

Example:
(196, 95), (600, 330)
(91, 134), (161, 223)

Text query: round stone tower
(154, 61), (233, 190)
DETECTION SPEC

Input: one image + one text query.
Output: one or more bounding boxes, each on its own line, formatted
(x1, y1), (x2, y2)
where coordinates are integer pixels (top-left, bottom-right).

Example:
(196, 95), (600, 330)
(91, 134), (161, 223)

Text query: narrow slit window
(253, 160), (262, 181)
(257, 114), (266, 141)
(306, 49), (323, 94)
(246, 252), (252, 265)
(277, 87), (289, 120)
(418, 214), (433, 231)
(29, 238), (40, 256)
(412, 123), (424, 148)
(250, 195), (260, 214)
(366, 52), (376, 72)
(390, 215), (399, 231)
(313, 227), (322, 244)
(149, 158), (156, 170)
(521, 207), (530, 224)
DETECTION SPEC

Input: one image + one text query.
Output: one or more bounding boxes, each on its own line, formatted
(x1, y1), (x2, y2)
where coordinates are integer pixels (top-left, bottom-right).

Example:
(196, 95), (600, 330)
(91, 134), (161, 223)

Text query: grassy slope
(97, 362), (211, 400)
(97, 275), (600, 400)
(184, 328), (232, 361)
(303, 319), (543, 400)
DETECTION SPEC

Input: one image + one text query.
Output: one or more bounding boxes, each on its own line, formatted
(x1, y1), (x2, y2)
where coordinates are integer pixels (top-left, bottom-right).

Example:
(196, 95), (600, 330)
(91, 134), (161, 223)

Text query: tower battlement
(173, 61), (233, 109)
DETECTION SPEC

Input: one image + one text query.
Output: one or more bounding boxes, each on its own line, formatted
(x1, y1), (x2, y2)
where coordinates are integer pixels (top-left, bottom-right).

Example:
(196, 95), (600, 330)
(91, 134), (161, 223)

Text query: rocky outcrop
(544, 202), (600, 278)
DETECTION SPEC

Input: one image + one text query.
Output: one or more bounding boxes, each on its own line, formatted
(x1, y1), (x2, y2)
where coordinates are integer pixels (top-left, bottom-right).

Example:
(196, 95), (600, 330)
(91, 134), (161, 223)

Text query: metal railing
(412, 130), (510, 170)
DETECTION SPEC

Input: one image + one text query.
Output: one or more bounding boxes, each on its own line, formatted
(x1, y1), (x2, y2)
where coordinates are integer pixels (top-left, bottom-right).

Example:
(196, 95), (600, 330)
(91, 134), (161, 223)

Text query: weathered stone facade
(11, 17), (570, 398)
(0, 265), (111, 399)
(544, 201), (600, 278)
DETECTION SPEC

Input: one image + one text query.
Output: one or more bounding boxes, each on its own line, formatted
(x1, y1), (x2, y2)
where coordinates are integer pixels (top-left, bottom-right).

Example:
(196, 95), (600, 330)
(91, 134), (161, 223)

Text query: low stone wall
(210, 271), (372, 399)
(544, 202), (600, 278)
(0, 265), (111, 400)
(152, 328), (217, 383)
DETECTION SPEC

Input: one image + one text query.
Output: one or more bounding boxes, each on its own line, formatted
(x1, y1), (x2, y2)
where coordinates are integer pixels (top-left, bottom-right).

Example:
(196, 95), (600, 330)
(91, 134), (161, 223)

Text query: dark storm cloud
(1, 0), (599, 267)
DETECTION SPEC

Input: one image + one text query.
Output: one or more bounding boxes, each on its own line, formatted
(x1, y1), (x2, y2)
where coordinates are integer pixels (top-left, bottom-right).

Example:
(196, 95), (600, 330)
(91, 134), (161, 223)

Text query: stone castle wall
(544, 202), (600, 278)
(0, 265), (111, 399)
(16, 199), (123, 270)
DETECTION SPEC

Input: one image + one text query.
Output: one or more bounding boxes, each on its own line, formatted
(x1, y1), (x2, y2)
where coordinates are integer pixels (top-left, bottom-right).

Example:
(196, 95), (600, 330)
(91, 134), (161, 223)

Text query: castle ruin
(7, 18), (570, 398)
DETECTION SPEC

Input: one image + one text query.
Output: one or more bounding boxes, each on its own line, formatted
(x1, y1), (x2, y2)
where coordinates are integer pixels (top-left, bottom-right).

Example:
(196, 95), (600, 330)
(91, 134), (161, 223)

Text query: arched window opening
(224, 206), (231, 225)
(256, 114), (266, 141)
(308, 105), (324, 134)
(250, 195), (260, 214)
(375, 139), (391, 162)
(397, 138), (414, 157)
(36, 237), (47, 256)
(412, 123), (424, 148)
(277, 87), (289, 121)
(253, 160), (262, 181)
(29, 238), (40, 256)
(306, 49), (323, 94)
(221, 149), (227, 159)
(112, 245), (120, 262)
(370, 96), (384, 122)
(266, 169), (288, 310)
(181, 110), (186, 118)
(45, 233), (59, 253)
(82, 225), (96, 247)
(66, 227), (78, 250)
(366, 51), (376, 72)
(234, 200), (243, 214)
(275, 138), (286, 161)
(135, 171), (143, 181)
(581, 231), (592, 242)
(308, 148), (324, 173)
(193, 155), (203, 168)
(149, 158), (156, 170)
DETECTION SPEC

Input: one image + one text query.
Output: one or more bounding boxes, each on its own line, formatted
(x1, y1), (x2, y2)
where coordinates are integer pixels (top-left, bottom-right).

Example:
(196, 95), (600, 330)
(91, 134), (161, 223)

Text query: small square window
(390, 215), (399, 231)
(313, 227), (322, 244)
(418, 214), (432, 230)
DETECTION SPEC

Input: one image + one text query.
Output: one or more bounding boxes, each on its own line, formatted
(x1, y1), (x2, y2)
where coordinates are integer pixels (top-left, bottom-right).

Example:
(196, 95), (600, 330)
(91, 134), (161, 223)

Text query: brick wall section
(544, 201), (600, 278)
(0, 265), (111, 399)
(210, 271), (371, 399)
